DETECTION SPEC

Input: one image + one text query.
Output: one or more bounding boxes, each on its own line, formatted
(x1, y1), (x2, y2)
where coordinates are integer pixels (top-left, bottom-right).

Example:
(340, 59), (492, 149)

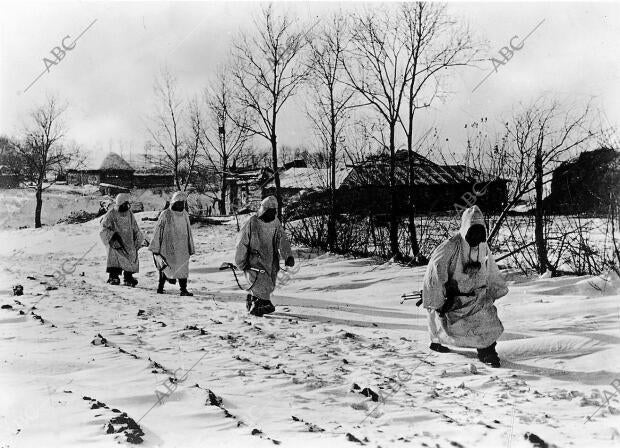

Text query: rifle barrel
(400, 290), (423, 305)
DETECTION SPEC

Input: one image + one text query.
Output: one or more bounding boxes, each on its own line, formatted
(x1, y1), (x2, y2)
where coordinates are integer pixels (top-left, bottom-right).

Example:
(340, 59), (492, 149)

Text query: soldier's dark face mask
(465, 224), (486, 247)
(171, 201), (185, 212)
(118, 202), (130, 213)
(259, 208), (277, 223)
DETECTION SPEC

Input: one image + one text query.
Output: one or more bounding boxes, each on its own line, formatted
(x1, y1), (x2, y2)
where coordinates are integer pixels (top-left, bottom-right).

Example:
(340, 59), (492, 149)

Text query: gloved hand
(285, 256), (295, 267)
(437, 279), (460, 317)
(437, 296), (455, 317)
(445, 278), (460, 300)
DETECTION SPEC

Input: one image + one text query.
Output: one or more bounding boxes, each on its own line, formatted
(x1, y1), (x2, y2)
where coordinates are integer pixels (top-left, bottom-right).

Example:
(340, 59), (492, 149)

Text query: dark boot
(107, 275), (120, 285)
(123, 271), (138, 287)
(430, 343), (451, 353)
(157, 272), (166, 294)
(258, 299), (276, 316)
(179, 278), (193, 296)
(477, 342), (500, 368)
(107, 268), (121, 285)
(248, 296), (275, 316)
(247, 296), (261, 316)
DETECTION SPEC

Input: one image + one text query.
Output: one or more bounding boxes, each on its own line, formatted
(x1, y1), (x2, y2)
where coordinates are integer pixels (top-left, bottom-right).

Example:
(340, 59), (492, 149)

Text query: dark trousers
(107, 267), (134, 280)
(158, 271), (187, 291)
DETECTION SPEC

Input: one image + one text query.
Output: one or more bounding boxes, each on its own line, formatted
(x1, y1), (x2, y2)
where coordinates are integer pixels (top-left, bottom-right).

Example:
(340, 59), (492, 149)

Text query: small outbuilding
(225, 165), (273, 213)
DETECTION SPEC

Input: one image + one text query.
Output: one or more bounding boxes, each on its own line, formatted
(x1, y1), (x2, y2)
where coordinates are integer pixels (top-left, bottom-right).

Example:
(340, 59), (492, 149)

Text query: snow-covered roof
(345, 150), (505, 187)
(265, 167), (353, 190)
(73, 152), (135, 171)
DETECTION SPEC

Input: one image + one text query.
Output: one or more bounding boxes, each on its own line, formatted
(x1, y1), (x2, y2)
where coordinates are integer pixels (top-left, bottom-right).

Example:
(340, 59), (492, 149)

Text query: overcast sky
(1, 1), (619, 166)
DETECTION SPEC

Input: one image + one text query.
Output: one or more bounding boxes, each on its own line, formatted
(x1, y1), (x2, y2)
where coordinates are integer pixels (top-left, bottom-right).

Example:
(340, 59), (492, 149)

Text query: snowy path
(1, 215), (619, 447)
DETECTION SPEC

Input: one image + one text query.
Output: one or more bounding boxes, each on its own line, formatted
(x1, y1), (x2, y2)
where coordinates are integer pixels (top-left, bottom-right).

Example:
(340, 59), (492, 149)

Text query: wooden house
(67, 152), (174, 190)
(277, 150), (508, 220)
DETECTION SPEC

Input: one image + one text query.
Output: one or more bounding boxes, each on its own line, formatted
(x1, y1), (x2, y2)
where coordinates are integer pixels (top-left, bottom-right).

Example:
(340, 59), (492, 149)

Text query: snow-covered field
(1, 212), (619, 447)
(0, 186), (216, 229)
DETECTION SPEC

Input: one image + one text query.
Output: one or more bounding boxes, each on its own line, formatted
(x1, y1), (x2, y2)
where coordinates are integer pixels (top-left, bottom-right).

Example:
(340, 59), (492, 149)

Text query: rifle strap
(230, 265), (261, 291)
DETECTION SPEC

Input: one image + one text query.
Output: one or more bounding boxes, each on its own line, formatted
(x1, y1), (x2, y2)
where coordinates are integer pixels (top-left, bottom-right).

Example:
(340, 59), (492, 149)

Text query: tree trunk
(406, 57), (420, 261)
(406, 132), (419, 260)
(388, 121), (400, 259)
(534, 148), (549, 274)
(610, 192), (620, 276)
(271, 133), (282, 220)
(175, 168), (181, 191)
(220, 156), (228, 215)
(35, 183), (43, 228)
(270, 92), (283, 221)
(327, 113), (337, 252)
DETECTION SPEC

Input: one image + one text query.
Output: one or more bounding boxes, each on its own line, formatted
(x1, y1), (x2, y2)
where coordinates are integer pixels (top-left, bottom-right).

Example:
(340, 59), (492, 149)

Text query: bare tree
(609, 191), (620, 276)
(148, 68), (187, 190)
(13, 96), (82, 228)
(238, 146), (271, 168)
(399, 2), (480, 260)
(201, 71), (251, 215)
(343, 5), (416, 259)
(186, 97), (204, 192)
(473, 98), (595, 274)
(307, 12), (354, 251)
(341, 118), (384, 166)
(529, 99), (595, 273)
(231, 3), (312, 219)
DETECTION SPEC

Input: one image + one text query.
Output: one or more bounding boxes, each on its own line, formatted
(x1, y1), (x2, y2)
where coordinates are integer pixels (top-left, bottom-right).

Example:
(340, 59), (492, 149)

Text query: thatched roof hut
(99, 153), (134, 172)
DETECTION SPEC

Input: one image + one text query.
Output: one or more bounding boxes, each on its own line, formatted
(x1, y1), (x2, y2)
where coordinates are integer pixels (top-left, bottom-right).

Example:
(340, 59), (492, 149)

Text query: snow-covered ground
(0, 186), (216, 229)
(1, 212), (619, 447)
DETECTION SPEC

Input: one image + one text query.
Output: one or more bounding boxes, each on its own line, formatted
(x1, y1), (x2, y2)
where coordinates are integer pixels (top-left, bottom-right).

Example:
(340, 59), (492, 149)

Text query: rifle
(219, 262), (266, 291)
(400, 290), (423, 306)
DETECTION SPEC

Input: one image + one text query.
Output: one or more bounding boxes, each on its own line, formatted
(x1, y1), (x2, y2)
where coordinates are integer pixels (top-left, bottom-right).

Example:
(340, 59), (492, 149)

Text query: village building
(133, 169), (177, 189)
(544, 147), (619, 214)
(339, 151), (508, 214)
(67, 152), (134, 188)
(67, 152), (175, 193)
(224, 165), (274, 213)
(264, 150), (508, 219)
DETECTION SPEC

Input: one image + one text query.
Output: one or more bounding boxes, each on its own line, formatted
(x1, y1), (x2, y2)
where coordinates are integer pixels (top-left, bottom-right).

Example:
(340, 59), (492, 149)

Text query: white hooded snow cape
(99, 193), (144, 273)
(422, 205), (508, 348)
(148, 192), (196, 279)
(234, 196), (293, 301)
